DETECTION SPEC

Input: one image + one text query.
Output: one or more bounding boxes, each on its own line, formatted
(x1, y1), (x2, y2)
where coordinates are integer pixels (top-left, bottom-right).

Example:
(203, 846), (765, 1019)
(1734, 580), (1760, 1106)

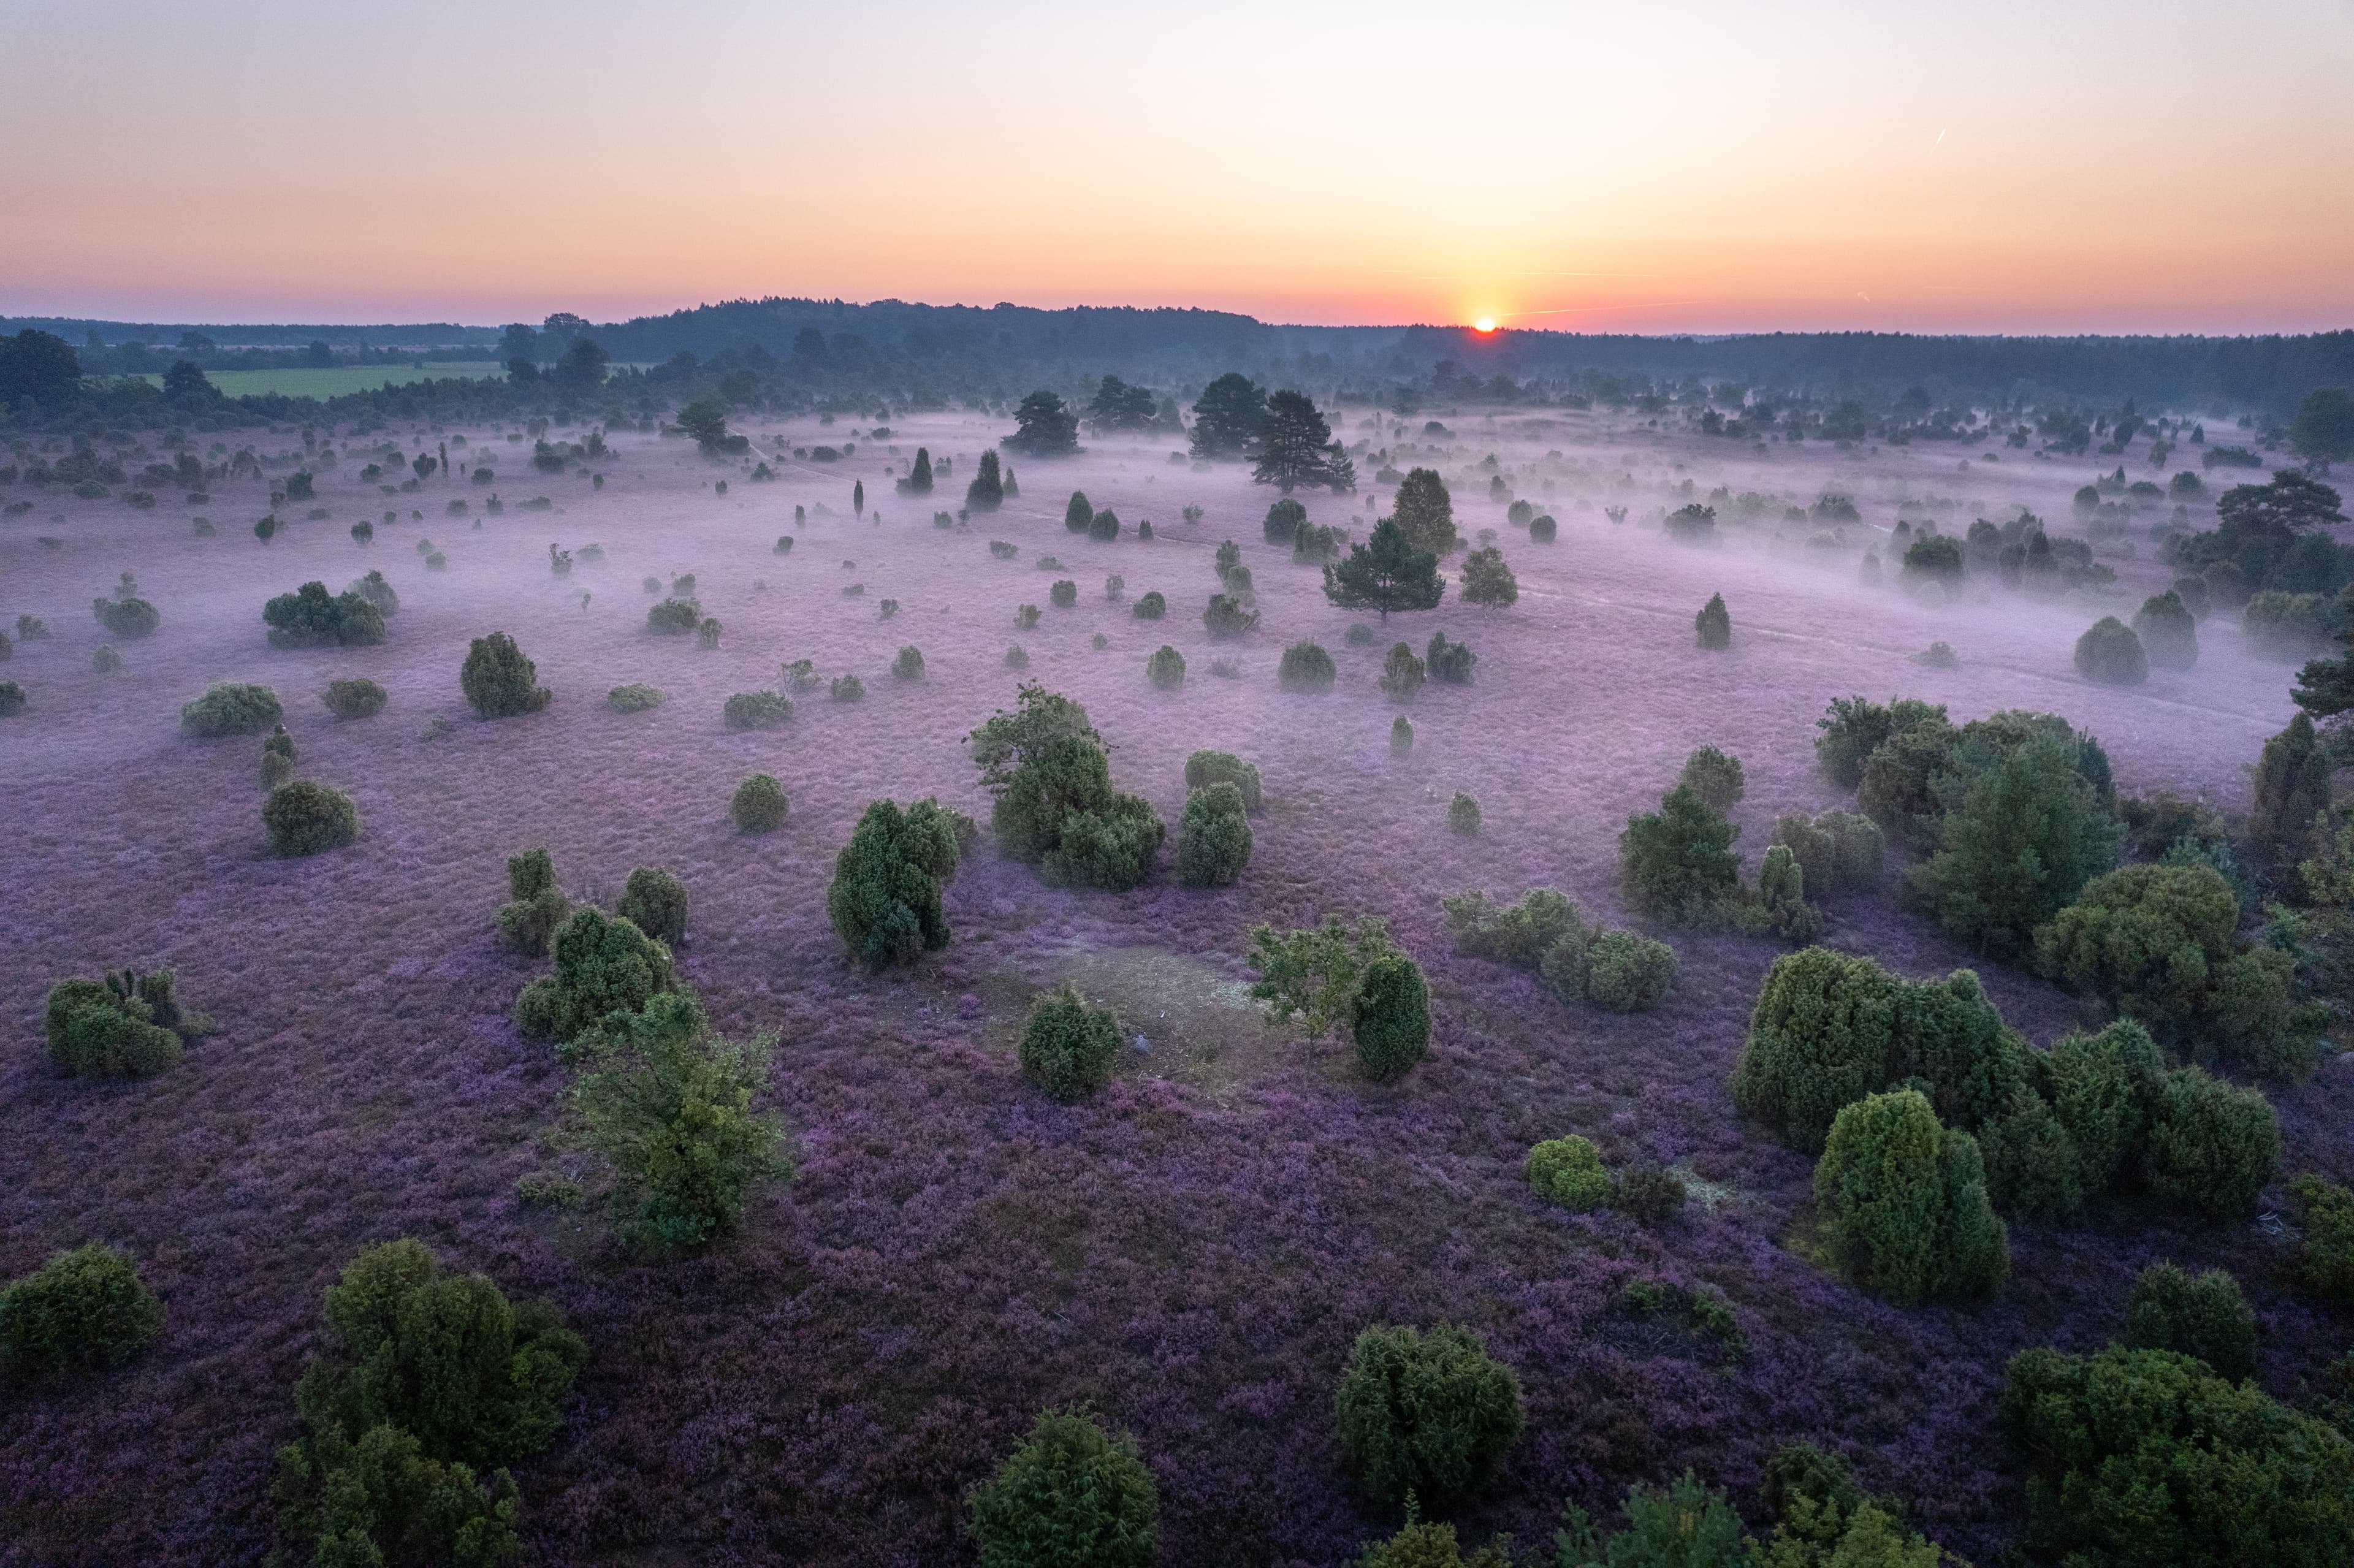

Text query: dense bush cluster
(646, 596), (703, 634)
(1183, 749), (1262, 812)
(1018, 984), (1123, 1102)
(181, 680), (282, 737)
(0, 1243), (163, 1381)
(460, 633), (550, 719)
(1333, 1323), (1522, 1503)
(269, 1238), (584, 1566)
(91, 593), (160, 639)
(264, 581), (386, 648)
(1443, 887), (1680, 1012)
(722, 688), (791, 731)
(2122, 1262), (2257, 1380)
(971, 685), (1163, 890)
(1247, 916), (1430, 1079)
(1815, 1089), (2009, 1304)
(515, 907), (676, 1047)
(44, 965), (200, 1078)
(827, 797), (964, 965)
(1526, 1134), (1612, 1211)
(1769, 809), (1883, 896)
(263, 779), (360, 856)
(493, 847), (569, 956)
(1177, 780), (1252, 887)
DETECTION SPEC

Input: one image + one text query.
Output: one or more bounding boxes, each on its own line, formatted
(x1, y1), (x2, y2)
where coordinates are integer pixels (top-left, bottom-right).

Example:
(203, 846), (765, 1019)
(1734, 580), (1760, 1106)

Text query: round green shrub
(1146, 644), (1185, 690)
(968, 1408), (1158, 1568)
(1132, 591), (1165, 620)
(2075, 615), (2149, 685)
(1527, 1135), (1612, 1211)
(1278, 640), (1336, 691)
(646, 596), (703, 634)
(1814, 1089), (2008, 1305)
(1354, 951), (1430, 1081)
(1050, 579), (1078, 609)
(1088, 509), (1120, 542)
(1677, 745), (1746, 811)
(1183, 749), (1262, 813)
(1063, 491), (1094, 533)
(44, 977), (181, 1078)
(181, 680), (282, 737)
(607, 683), (662, 714)
(93, 595), (159, 639)
(2123, 1262), (2256, 1382)
(617, 866), (688, 945)
(1732, 947), (1902, 1153)
(1379, 642), (1425, 701)
(2141, 1066), (2279, 1219)
(1177, 782), (1252, 888)
(722, 689), (792, 731)
(1264, 497), (1306, 546)
(460, 632), (550, 718)
(892, 645), (925, 681)
(1529, 514), (1557, 542)
(1019, 983), (1122, 1102)
(263, 779), (360, 856)
(731, 774), (788, 832)
(827, 798), (962, 966)
(0, 1243), (162, 1380)
(831, 674), (866, 702)
(1334, 1323), (1523, 1504)
(322, 678), (387, 720)
(1447, 792), (1482, 834)
(514, 906), (674, 1046)
(2133, 591), (2199, 670)
(1582, 930), (1679, 1012)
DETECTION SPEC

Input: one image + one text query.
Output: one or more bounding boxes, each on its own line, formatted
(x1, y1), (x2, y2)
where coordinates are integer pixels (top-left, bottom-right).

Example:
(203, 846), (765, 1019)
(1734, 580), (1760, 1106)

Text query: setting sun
(1473, 317), (1496, 333)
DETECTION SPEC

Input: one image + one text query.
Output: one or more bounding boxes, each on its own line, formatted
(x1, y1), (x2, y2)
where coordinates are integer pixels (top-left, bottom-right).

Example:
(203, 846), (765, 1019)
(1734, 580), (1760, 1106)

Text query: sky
(4, 0), (2351, 334)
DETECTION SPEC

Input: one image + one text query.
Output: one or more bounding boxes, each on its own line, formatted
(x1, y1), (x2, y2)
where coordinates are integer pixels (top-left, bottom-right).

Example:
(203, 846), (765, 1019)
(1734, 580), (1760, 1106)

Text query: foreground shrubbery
(731, 774), (788, 832)
(0, 1243), (162, 1381)
(269, 1237), (584, 1567)
(1184, 749), (1262, 812)
(969, 1408), (1158, 1568)
(1334, 1323), (1522, 1503)
(1176, 780), (1252, 887)
(321, 677), (387, 720)
(1018, 984), (1122, 1102)
(1814, 1089), (2009, 1304)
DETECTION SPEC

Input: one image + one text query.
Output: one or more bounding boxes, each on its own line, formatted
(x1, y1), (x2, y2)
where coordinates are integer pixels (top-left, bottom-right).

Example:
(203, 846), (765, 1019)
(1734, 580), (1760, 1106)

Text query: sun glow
(1473, 317), (1496, 333)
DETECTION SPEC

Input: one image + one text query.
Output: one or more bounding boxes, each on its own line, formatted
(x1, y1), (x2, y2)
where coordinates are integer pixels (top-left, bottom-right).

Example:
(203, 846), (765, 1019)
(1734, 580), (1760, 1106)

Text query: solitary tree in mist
(1325, 519), (1443, 621)
(1190, 372), (1268, 460)
(967, 451), (1005, 512)
(1460, 547), (1518, 608)
(1391, 468), (1457, 555)
(898, 447), (934, 497)
(676, 400), (732, 455)
(1251, 390), (1354, 493)
(1088, 375), (1157, 433)
(1006, 390), (1080, 456)
(854, 479), (866, 519)
(2290, 387), (2354, 469)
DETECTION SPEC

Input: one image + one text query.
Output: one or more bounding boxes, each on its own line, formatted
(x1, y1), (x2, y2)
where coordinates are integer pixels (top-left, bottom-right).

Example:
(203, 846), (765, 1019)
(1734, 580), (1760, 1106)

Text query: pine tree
(1324, 519), (1444, 621)
(1391, 468), (1456, 554)
(1087, 375), (1157, 433)
(1250, 389), (1352, 493)
(853, 479), (864, 518)
(2247, 712), (2333, 885)
(1189, 371), (1268, 459)
(966, 451), (1004, 512)
(1006, 390), (1079, 455)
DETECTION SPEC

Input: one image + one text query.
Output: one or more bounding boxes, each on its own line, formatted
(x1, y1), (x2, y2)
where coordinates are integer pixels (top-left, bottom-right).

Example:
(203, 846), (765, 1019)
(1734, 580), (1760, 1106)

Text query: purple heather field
(1, 408), (2347, 1566)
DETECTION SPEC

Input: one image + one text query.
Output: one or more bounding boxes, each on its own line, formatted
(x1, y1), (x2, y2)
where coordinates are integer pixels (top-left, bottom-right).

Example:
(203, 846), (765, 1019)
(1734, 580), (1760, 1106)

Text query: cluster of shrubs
(181, 680), (283, 737)
(44, 965), (207, 1078)
(646, 596), (703, 635)
(722, 688), (791, 731)
(1525, 1133), (1694, 1225)
(1618, 749), (1832, 941)
(1246, 915), (1430, 1081)
(1443, 887), (1680, 1012)
(266, 1238), (584, 1564)
(91, 584), (159, 640)
(970, 685), (1162, 890)
(828, 797), (967, 965)
(263, 581), (385, 647)
(1737, 946), (2282, 1244)
(495, 848), (570, 956)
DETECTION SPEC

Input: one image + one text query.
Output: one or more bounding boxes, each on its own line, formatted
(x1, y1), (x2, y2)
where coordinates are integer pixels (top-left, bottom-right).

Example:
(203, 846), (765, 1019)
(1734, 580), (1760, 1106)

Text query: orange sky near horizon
(4, 0), (2350, 333)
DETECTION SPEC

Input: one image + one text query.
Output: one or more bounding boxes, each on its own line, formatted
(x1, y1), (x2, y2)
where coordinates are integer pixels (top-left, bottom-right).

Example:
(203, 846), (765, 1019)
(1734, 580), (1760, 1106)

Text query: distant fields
(132, 361), (508, 398)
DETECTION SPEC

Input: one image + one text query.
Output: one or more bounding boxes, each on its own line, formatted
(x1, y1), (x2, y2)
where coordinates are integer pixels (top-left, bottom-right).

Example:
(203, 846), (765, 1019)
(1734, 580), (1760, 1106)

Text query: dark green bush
(0, 680), (20, 718)
(1145, 644), (1184, 689)
(1814, 1089), (2009, 1304)
(1050, 578), (1078, 609)
(1815, 695), (1945, 790)
(91, 595), (160, 639)
(606, 683), (661, 713)
(646, 596), (703, 634)
(264, 779), (359, 856)
(2285, 1174), (2354, 1307)
(322, 677), (387, 720)
(968, 1408), (1159, 1568)
(1390, 714), (1413, 754)
(0, 1243), (162, 1380)
(1620, 784), (1740, 923)
(514, 907), (674, 1046)
(1694, 592), (1731, 649)
(1447, 791), (1481, 834)
(1277, 639), (1335, 691)
(2133, 590), (2200, 669)
(1909, 734), (2122, 959)
(493, 847), (568, 956)
(1353, 951), (1430, 1080)
(731, 774), (787, 832)
(722, 689), (791, 731)
(1526, 1135), (1610, 1211)
(1183, 749), (1262, 812)
(2123, 1263), (2257, 1381)
(1425, 631), (1476, 683)
(1132, 590), (1166, 619)
(2141, 1065), (2279, 1219)
(892, 645), (925, 681)
(1613, 1162), (1688, 1225)
(617, 866), (688, 946)
(1998, 1345), (2354, 1567)
(43, 973), (185, 1078)
(264, 581), (385, 648)
(1088, 508), (1119, 542)
(1677, 745), (1745, 812)
(1177, 781), (1252, 888)
(181, 680), (283, 737)
(1264, 497), (1306, 546)
(974, 686), (1162, 889)
(1203, 592), (1258, 638)
(460, 633), (550, 719)
(1018, 983), (1122, 1102)
(1583, 930), (1680, 1012)
(1379, 641), (1426, 701)
(1529, 514), (1557, 543)
(827, 797), (962, 965)
(831, 674), (865, 702)
(569, 991), (787, 1250)
(2075, 615), (2149, 685)
(1770, 809), (1884, 896)
(1333, 1323), (1523, 1504)
(2036, 862), (2314, 1076)
(1442, 888), (1588, 970)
